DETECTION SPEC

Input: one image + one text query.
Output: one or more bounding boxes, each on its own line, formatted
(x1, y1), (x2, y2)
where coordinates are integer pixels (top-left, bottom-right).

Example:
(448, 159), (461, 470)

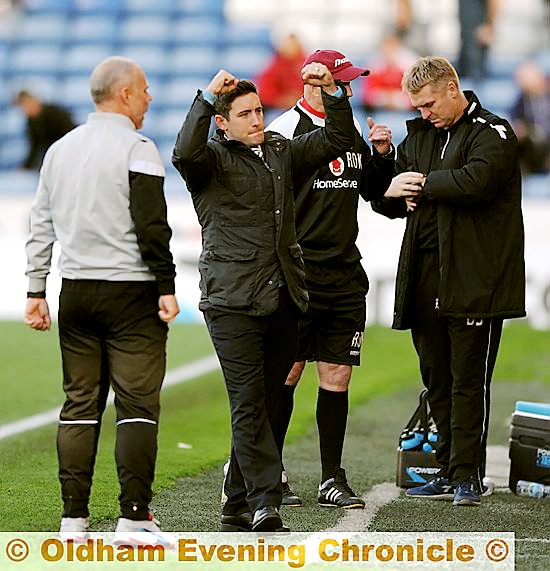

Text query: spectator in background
(457, 0), (501, 81)
(511, 59), (550, 174)
(13, 90), (76, 170)
(255, 32), (306, 116)
(362, 34), (417, 112)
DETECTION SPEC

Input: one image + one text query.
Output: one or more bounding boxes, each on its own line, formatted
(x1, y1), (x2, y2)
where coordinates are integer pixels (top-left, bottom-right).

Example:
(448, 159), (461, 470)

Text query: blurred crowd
(253, 0), (550, 176)
(4, 0), (550, 179)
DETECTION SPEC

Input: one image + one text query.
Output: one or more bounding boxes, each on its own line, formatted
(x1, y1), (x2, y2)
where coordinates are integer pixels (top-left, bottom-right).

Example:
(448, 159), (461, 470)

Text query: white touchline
(0, 354), (220, 441)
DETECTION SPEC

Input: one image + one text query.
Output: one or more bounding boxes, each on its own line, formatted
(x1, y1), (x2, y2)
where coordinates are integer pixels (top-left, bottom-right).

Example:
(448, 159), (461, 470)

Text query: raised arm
(289, 63), (355, 174)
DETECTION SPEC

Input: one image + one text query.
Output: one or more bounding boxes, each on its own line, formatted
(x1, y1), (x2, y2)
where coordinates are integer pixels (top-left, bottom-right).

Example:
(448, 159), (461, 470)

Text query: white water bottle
(515, 480), (550, 499)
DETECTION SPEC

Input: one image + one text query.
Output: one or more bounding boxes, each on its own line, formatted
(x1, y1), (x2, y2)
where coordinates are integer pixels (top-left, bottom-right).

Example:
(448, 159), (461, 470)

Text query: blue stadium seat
(0, 136), (28, 171)
(219, 46), (272, 79)
(117, 46), (170, 79)
(7, 75), (59, 102)
(122, 0), (175, 16)
(140, 109), (163, 141)
(175, 0), (224, 18)
(70, 0), (124, 15)
(3, 106), (26, 138)
(478, 79), (520, 115)
(157, 79), (201, 110)
(24, 0), (71, 14)
(221, 22), (271, 49)
(14, 14), (68, 46)
(170, 46), (218, 78)
(0, 107), (28, 170)
(119, 15), (171, 47)
(0, 79), (6, 107)
(68, 15), (119, 46)
(486, 53), (523, 79)
(170, 16), (223, 47)
(0, 169), (39, 194)
(62, 45), (112, 77)
(60, 75), (93, 110)
(164, 168), (188, 197)
(8, 45), (62, 77)
(155, 109), (188, 141)
(0, 42), (9, 75)
(522, 173), (550, 199)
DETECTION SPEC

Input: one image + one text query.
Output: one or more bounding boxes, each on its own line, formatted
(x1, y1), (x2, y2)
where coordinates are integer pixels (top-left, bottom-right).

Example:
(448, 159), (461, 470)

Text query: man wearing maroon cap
(267, 49), (398, 509)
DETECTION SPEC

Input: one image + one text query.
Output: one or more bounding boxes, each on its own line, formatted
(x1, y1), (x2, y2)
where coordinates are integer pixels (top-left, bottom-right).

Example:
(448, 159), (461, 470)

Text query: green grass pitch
(0, 321), (548, 569)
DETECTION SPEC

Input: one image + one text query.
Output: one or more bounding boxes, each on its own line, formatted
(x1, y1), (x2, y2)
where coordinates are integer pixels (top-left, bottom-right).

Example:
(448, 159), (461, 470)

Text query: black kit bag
(396, 389), (443, 488)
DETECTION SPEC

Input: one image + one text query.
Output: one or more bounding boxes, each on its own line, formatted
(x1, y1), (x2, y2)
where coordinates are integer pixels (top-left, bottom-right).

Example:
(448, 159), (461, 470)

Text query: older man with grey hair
(25, 56), (178, 544)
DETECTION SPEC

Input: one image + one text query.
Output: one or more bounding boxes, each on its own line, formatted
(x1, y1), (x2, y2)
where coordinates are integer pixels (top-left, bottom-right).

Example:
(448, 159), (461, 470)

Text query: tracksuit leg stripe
(116, 418), (157, 426)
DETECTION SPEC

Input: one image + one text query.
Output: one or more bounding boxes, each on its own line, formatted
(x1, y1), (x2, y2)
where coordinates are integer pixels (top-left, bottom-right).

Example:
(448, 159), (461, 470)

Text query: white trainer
(220, 458), (230, 507)
(114, 513), (175, 548)
(59, 517), (89, 542)
(482, 476), (495, 497)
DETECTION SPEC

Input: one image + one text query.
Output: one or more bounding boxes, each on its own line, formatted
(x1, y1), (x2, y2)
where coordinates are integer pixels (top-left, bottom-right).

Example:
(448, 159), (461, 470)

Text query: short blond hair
(401, 56), (460, 94)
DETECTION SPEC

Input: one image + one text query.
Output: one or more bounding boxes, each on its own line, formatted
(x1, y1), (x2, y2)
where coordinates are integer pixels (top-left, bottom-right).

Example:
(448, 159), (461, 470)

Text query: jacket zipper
(440, 131), (450, 159)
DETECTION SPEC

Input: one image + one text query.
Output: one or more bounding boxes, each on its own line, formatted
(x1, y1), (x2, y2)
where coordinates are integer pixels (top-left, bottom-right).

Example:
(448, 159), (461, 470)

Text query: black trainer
(318, 467), (365, 509)
(282, 481), (303, 506)
(453, 479), (481, 506)
(252, 506), (283, 532)
(220, 511), (252, 532)
(281, 471), (303, 507)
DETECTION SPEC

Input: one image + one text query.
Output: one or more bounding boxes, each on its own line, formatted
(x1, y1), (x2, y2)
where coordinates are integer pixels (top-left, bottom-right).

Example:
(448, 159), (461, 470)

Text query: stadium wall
(2, 196), (549, 329)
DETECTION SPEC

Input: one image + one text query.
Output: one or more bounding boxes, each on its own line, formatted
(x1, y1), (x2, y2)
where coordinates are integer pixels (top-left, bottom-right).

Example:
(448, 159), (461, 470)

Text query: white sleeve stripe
(129, 160), (165, 177)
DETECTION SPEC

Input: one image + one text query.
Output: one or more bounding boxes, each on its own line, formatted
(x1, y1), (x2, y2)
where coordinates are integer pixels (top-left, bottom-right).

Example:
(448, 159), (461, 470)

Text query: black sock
(317, 387), (348, 482)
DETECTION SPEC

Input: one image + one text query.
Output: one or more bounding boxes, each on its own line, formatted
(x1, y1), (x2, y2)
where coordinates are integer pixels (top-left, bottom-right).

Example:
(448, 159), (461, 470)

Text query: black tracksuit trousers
(204, 287), (298, 516)
(410, 250), (503, 486)
(57, 279), (168, 520)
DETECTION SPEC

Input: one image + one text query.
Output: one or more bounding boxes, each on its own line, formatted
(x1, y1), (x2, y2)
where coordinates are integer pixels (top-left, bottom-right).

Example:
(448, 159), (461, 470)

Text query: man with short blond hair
(374, 56), (525, 506)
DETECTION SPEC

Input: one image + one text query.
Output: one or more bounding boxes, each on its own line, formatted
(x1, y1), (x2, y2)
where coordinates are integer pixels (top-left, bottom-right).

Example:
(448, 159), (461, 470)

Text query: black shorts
(296, 261), (368, 366)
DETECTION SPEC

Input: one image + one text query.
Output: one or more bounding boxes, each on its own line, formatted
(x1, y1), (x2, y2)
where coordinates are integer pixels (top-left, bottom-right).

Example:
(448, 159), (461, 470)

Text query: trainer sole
(405, 493), (454, 501)
(453, 499), (481, 506)
(318, 502), (365, 509)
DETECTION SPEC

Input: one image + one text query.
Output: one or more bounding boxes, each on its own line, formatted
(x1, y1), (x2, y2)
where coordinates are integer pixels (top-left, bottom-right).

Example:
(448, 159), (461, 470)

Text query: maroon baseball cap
(304, 49), (370, 81)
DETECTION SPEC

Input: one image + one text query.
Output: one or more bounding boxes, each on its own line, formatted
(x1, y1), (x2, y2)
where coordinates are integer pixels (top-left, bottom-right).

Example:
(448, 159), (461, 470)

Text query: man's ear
(118, 85), (132, 106)
(448, 80), (458, 98)
(214, 114), (227, 131)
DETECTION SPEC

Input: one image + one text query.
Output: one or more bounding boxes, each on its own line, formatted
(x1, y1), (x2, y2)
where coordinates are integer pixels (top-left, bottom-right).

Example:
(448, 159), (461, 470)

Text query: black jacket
(373, 91), (526, 329)
(24, 104), (76, 170)
(172, 88), (354, 315)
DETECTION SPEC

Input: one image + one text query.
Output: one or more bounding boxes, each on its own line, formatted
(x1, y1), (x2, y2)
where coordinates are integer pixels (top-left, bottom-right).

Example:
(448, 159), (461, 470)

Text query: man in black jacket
(374, 56), (525, 506)
(172, 65), (354, 531)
